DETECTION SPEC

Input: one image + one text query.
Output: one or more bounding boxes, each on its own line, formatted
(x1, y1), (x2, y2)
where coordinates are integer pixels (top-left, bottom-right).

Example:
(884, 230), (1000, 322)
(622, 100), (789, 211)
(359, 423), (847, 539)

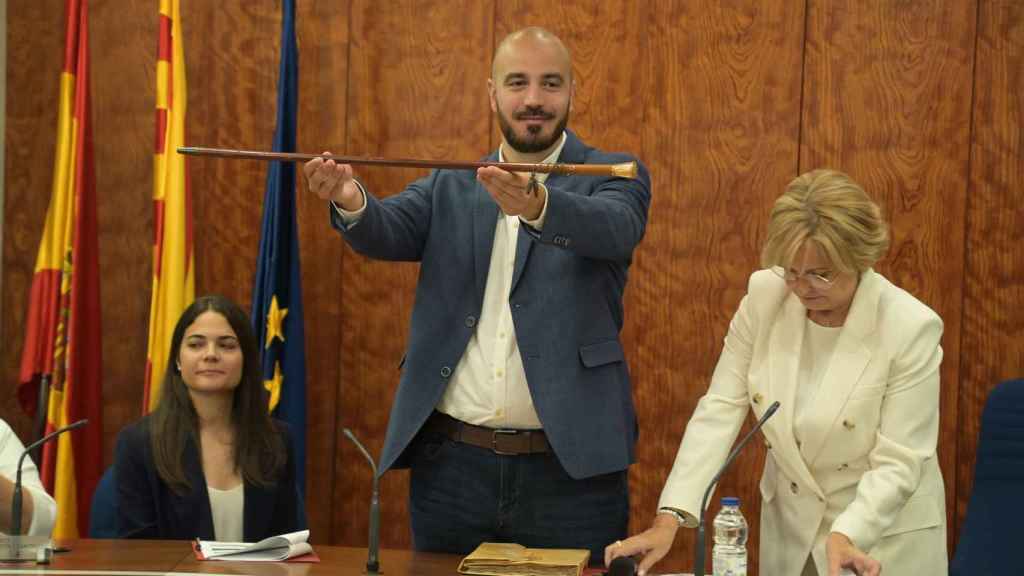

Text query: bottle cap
(721, 496), (740, 507)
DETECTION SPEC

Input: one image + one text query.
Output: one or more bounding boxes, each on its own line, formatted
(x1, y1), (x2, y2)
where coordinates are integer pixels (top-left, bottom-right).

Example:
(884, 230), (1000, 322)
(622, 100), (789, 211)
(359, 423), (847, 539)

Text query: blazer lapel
(183, 437), (215, 539)
(510, 132), (580, 294)
(473, 181), (499, 305)
(800, 270), (881, 465)
(769, 293), (808, 458)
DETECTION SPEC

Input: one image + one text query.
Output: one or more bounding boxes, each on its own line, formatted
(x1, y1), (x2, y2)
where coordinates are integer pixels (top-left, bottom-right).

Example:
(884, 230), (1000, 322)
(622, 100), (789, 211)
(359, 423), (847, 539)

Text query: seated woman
(115, 294), (300, 541)
(607, 169), (947, 576)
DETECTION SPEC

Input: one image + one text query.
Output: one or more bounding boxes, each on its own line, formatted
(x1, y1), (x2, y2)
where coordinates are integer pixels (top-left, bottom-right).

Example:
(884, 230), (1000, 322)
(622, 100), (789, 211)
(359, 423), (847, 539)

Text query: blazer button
(796, 438), (802, 449)
(765, 440), (772, 450)
(440, 366), (452, 378)
(842, 419), (856, 430)
(465, 315), (477, 328)
(752, 393), (763, 405)
(790, 482), (799, 495)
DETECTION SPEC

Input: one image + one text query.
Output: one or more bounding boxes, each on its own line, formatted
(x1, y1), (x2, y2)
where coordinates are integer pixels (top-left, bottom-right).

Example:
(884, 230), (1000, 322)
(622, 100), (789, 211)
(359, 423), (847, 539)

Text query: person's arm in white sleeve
(0, 420), (57, 536)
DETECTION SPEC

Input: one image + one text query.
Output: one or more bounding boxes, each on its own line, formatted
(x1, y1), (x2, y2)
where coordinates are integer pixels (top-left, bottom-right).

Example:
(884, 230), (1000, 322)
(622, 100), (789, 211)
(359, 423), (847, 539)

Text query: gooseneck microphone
(9, 419), (88, 557)
(693, 402), (779, 576)
(343, 428), (381, 575)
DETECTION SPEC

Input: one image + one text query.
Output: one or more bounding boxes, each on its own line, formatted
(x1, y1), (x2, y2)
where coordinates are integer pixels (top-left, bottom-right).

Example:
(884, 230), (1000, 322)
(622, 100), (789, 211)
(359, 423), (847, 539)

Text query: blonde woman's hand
(604, 514), (679, 576)
(826, 531), (881, 576)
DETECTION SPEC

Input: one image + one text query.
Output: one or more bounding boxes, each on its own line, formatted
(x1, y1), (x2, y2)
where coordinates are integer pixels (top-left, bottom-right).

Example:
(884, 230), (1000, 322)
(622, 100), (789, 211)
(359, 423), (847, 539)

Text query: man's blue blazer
(331, 130), (651, 479)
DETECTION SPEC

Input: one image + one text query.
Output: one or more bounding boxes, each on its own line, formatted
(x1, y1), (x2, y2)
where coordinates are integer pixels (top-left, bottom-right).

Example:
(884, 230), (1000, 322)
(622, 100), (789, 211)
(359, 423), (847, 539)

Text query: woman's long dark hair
(149, 294), (286, 493)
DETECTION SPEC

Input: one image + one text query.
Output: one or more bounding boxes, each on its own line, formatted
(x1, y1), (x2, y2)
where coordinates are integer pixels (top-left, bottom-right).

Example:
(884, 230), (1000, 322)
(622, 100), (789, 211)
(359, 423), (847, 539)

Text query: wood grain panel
(335, 0), (494, 549)
(294, 0), (350, 544)
(183, 3), (278, 304)
(1, 0), (155, 467)
(958, 0), (1024, 540)
(88, 0), (156, 472)
(638, 2), (805, 572)
(1, 0), (65, 440)
(801, 1), (977, 551)
(492, 3), (646, 154)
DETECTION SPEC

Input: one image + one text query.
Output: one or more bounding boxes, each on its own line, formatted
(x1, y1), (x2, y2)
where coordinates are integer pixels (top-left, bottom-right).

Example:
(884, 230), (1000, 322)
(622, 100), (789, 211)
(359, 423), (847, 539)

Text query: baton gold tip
(611, 161), (638, 179)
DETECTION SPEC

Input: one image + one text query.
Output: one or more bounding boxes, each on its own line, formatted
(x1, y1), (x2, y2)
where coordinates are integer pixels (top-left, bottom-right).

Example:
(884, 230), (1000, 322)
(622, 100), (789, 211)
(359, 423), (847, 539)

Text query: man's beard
(496, 103), (569, 154)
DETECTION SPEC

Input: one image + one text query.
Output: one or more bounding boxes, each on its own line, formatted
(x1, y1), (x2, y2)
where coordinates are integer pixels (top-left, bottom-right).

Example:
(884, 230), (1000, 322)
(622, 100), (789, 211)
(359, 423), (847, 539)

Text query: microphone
(693, 402), (779, 576)
(8, 419), (88, 558)
(607, 554), (637, 576)
(343, 428), (381, 575)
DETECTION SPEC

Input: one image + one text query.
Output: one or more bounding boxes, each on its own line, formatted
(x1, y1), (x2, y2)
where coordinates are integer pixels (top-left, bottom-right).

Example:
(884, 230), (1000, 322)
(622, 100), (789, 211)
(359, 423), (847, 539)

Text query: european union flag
(251, 0), (306, 490)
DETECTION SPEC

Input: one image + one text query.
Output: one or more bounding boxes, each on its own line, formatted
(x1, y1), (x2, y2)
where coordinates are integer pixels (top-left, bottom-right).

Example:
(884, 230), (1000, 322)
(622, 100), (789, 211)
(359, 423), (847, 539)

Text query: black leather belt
(423, 411), (550, 455)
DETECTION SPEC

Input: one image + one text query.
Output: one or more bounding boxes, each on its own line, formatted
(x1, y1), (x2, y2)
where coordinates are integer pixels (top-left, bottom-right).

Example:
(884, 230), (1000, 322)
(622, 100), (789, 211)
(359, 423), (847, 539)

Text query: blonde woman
(608, 169), (947, 576)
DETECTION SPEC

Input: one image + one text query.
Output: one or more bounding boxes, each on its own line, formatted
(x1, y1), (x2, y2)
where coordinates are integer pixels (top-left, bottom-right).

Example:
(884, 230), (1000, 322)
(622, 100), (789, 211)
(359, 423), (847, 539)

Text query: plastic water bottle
(712, 496), (748, 576)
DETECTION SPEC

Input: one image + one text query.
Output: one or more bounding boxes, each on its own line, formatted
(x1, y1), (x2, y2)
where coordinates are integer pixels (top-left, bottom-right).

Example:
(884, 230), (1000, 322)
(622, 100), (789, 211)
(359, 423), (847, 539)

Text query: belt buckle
(491, 429), (520, 456)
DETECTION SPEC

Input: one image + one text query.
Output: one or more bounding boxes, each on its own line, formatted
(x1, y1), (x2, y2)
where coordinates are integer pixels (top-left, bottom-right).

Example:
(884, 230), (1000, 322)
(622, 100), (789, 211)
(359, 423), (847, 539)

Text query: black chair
(950, 378), (1024, 575)
(88, 466), (118, 538)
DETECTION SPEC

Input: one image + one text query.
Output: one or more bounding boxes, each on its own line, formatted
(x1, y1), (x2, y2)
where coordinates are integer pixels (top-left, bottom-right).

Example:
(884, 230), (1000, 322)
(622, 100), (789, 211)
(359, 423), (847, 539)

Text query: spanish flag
(17, 0), (102, 538)
(143, 0), (194, 413)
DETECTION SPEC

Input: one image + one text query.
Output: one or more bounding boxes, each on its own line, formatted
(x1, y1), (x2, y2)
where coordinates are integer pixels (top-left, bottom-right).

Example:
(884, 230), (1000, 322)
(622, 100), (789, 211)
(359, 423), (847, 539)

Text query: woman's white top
(207, 483), (244, 542)
(794, 319), (842, 445)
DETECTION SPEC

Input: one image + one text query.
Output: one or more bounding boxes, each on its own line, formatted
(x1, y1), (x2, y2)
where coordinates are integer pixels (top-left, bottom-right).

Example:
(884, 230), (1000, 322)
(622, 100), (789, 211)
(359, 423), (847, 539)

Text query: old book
(458, 543), (590, 576)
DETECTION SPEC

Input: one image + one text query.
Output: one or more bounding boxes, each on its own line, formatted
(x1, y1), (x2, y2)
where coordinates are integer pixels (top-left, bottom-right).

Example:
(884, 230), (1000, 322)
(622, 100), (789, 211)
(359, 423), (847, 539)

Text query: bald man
(305, 27), (651, 559)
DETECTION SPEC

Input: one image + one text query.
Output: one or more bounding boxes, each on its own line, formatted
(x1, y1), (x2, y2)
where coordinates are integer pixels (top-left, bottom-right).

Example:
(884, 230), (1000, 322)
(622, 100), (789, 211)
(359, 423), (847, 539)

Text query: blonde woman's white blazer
(658, 269), (947, 576)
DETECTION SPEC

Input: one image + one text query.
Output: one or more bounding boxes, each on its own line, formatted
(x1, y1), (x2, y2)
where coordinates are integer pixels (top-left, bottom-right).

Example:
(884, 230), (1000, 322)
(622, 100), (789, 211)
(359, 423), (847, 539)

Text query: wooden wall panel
(334, 0), (494, 550)
(638, 2), (805, 572)
(0, 0), (155, 464)
(88, 0), (155, 474)
(184, 3), (277, 303)
(1, 0), (64, 438)
(294, 0), (350, 544)
(958, 0), (1024, 536)
(800, 0), (977, 551)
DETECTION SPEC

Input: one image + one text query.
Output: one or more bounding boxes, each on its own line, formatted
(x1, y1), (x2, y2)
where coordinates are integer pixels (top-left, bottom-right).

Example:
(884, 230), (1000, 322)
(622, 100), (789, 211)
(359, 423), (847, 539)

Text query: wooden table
(0, 539), (463, 575)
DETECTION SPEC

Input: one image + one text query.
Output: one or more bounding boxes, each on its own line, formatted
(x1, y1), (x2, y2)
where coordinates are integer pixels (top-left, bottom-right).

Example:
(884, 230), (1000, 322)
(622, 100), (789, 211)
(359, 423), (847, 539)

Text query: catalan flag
(17, 0), (102, 538)
(251, 0), (307, 489)
(144, 0), (194, 413)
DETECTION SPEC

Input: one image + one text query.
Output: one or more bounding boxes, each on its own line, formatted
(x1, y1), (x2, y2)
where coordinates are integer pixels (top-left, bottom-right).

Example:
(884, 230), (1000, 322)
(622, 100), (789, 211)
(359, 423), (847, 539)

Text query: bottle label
(712, 553), (747, 576)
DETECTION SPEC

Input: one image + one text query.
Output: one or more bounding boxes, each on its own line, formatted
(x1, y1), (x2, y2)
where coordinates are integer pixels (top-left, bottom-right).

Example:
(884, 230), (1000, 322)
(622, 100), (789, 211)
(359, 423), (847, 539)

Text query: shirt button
(440, 366), (452, 378)
(496, 369), (504, 378)
(790, 482), (799, 494)
(499, 332), (506, 339)
(465, 315), (476, 328)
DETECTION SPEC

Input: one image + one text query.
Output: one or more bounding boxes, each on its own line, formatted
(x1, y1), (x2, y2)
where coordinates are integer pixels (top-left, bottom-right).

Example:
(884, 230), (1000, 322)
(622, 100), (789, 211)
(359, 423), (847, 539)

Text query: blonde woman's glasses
(770, 266), (837, 292)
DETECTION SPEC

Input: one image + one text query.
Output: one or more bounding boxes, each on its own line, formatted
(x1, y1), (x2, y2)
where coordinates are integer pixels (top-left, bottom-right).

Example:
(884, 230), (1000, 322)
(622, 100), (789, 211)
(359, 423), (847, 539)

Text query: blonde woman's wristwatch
(657, 506), (697, 528)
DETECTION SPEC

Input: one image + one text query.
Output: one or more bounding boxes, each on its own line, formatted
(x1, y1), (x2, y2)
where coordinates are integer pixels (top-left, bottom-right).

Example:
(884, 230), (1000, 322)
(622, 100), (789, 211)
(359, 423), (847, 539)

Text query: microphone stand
(7, 419), (89, 561)
(343, 428), (381, 575)
(693, 402), (779, 576)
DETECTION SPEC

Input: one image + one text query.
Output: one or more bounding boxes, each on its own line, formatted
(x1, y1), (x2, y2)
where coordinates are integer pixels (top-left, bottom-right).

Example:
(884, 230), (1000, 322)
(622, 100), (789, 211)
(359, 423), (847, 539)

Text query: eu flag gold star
(264, 361), (283, 412)
(265, 296), (288, 349)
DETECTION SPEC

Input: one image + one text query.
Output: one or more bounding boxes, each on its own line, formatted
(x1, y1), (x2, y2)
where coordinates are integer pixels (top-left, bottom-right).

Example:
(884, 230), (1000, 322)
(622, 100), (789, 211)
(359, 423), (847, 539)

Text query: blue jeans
(408, 427), (629, 564)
